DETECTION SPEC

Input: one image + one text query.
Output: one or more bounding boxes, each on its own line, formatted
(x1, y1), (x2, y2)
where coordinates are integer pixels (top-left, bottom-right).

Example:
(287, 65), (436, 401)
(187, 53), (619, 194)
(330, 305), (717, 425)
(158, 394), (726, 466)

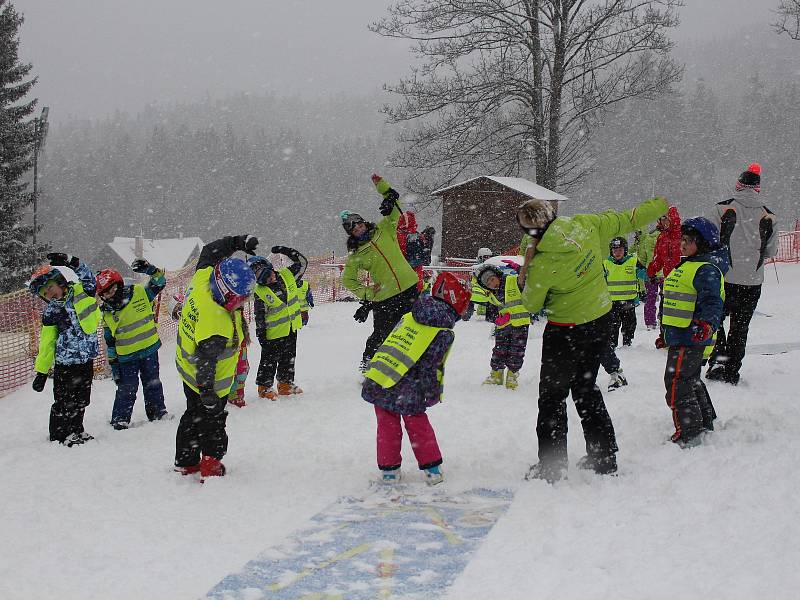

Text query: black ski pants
(536, 312), (618, 470)
(708, 283), (761, 376)
(599, 301), (636, 374)
(256, 331), (297, 386)
(363, 285), (419, 362)
(175, 383), (228, 467)
(50, 361), (93, 443)
(665, 345), (716, 443)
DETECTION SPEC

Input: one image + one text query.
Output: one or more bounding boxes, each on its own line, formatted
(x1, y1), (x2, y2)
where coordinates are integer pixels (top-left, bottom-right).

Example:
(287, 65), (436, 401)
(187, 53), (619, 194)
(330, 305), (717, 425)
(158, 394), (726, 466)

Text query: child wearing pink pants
(361, 272), (470, 484)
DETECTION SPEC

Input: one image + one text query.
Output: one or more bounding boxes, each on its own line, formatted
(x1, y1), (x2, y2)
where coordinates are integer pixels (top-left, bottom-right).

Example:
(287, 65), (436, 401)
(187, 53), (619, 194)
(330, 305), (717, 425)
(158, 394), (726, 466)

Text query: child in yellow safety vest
(598, 237), (639, 391)
(476, 263), (532, 390)
(361, 272), (471, 485)
(661, 217), (728, 448)
(27, 253), (101, 447)
(96, 258), (170, 429)
(249, 245), (308, 400)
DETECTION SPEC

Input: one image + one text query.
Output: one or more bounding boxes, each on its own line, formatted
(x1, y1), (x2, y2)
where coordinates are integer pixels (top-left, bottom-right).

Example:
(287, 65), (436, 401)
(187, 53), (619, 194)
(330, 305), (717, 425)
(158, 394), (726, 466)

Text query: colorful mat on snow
(205, 487), (512, 599)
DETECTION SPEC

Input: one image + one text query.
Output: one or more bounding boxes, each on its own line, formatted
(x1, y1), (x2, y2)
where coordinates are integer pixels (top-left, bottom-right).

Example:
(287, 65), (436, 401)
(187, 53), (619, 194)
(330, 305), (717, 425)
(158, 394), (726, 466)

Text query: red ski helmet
(96, 269), (124, 298)
(431, 272), (471, 316)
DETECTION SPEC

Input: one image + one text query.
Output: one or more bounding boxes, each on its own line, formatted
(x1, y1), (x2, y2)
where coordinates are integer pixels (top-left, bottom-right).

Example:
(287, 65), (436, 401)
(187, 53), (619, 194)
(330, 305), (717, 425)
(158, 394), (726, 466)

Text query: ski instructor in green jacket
(518, 196), (669, 483)
(341, 174), (421, 372)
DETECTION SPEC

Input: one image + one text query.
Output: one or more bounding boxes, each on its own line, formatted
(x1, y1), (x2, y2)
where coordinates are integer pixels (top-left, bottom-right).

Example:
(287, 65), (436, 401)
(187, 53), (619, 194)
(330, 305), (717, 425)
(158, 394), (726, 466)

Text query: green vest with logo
(488, 275), (531, 328)
(175, 267), (244, 397)
(102, 284), (160, 357)
(662, 261), (725, 328)
(254, 267), (302, 340)
(365, 312), (449, 392)
(603, 255), (639, 301)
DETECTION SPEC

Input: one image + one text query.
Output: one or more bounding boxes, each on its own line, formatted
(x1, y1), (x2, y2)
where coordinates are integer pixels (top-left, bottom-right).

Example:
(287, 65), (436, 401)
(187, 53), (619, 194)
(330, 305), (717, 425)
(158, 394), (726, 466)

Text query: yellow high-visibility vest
(603, 255), (639, 301)
(175, 267), (243, 398)
(254, 268), (302, 340)
(103, 284), (160, 356)
(662, 261), (725, 328)
(488, 275), (531, 328)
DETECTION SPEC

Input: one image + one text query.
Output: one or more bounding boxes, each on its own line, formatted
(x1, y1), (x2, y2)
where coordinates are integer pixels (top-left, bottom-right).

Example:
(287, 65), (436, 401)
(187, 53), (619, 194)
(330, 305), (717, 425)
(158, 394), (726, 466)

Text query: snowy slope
(1, 265), (799, 600)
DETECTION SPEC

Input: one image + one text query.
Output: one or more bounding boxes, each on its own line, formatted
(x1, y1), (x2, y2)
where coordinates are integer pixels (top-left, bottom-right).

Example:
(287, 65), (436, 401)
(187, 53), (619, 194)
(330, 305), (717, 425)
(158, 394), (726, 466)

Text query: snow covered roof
(431, 176), (568, 201)
(107, 236), (204, 272)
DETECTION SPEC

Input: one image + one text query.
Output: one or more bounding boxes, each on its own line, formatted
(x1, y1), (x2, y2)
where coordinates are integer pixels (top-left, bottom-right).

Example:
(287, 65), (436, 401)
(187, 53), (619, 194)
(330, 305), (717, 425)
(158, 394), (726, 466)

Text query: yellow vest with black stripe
(662, 261), (725, 328)
(603, 255), (639, 301)
(298, 280), (310, 311)
(365, 312), (448, 391)
(34, 283), (100, 374)
(102, 284), (160, 357)
(175, 267), (243, 398)
(488, 275), (531, 328)
(254, 267), (302, 340)
(470, 275), (489, 304)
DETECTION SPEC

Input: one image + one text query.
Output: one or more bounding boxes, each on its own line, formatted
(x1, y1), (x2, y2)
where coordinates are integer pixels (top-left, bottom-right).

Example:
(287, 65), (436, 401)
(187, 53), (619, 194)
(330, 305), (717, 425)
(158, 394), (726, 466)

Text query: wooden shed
(431, 176), (567, 260)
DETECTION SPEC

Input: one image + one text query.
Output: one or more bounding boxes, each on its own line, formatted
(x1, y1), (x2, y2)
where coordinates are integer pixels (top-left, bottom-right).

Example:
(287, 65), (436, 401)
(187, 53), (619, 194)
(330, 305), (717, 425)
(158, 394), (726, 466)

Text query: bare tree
(371, 0), (683, 194)
(774, 1), (800, 39)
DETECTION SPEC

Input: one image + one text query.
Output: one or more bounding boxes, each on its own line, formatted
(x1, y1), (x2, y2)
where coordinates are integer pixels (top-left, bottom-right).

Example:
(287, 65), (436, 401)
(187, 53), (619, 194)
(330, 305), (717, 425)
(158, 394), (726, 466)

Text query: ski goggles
(341, 213), (365, 234)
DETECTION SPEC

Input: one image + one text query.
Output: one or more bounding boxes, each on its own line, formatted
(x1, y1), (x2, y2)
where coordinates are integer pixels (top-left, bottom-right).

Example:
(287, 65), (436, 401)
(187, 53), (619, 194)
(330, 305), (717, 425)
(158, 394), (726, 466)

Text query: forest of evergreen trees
(36, 29), (799, 266)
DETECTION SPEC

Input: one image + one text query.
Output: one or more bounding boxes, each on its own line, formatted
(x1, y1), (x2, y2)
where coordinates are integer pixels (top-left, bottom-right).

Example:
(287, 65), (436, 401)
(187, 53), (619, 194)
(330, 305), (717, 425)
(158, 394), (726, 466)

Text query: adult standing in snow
(341, 174), (421, 372)
(706, 163), (778, 385)
(27, 253), (101, 447)
(518, 196), (669, 483)
(96, 259), (170, 430)
(174, 235), (257, 479)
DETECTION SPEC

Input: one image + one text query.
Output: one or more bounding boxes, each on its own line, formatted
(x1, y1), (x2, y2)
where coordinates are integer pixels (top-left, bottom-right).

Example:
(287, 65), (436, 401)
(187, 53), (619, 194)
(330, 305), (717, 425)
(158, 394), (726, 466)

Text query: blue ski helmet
(210, 257), (256, 310)
(681, 217), (720, 248)
(246, 255), (274, 285)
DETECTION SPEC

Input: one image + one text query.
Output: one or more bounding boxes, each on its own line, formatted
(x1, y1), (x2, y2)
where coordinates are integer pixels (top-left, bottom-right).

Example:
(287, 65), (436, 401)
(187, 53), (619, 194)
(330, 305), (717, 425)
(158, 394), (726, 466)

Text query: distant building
(96, 236), (204, 276)
(432, 176), (567, 259)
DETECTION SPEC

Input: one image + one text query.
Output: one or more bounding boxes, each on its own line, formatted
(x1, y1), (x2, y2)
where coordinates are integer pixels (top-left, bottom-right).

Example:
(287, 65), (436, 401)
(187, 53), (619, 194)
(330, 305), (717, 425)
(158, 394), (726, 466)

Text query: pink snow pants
(374, 405), (442, 471)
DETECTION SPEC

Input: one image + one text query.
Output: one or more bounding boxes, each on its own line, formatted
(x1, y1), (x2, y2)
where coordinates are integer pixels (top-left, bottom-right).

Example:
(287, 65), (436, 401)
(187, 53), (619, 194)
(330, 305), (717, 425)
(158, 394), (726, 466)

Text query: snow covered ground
(1, 264), (799, 600)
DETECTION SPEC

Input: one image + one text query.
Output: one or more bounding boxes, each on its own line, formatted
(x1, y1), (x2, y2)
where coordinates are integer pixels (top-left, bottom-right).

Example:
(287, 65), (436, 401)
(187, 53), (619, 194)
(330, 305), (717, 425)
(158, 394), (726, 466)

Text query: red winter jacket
(397, 211), (418, 256)
(647, 205), (682, 278)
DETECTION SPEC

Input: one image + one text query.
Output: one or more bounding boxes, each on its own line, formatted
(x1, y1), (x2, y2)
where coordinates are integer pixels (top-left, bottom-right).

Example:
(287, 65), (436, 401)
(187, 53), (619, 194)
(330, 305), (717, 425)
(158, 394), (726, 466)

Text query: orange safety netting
(0, 253), (355, 398)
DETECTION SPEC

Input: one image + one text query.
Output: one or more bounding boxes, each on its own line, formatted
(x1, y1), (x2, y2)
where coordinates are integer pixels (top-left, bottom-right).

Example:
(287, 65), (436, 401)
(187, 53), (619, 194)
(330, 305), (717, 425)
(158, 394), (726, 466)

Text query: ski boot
(380, 468), (401, 484)
(277, 382), (303, 396)
(576, 454), (618, 475)
(524, 462), (566, 484)
(608, 370), (628, 391)
(482, 369), (504, 386)
(199, 455), (226, 478)
(174, 463), (202, 476)
(258, 385), (278, 400)
(505, 370), (519, 390)
(424, 465), (444, 486)
(60, 433), (85, 447)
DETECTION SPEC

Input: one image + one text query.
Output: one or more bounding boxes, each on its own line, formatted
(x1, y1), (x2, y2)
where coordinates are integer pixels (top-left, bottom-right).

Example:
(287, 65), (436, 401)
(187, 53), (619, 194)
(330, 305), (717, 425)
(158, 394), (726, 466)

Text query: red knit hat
(736, 162), (761, 193)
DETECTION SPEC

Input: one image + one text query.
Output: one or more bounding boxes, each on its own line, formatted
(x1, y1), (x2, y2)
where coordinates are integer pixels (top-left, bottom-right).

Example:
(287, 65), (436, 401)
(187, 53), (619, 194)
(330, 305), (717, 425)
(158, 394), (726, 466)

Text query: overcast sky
(14, 0), (780, 124)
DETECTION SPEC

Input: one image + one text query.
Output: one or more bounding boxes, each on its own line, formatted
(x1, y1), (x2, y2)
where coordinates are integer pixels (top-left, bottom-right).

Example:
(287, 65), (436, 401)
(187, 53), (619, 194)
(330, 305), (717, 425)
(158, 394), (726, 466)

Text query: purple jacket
(361, 295), (457, 415)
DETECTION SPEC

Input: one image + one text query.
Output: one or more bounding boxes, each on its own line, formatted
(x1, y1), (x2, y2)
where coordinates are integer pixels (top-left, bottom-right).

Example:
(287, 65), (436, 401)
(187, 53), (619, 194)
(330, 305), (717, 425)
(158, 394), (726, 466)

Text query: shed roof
(108, 236), (204, 272)
(431, 176), (568, 201)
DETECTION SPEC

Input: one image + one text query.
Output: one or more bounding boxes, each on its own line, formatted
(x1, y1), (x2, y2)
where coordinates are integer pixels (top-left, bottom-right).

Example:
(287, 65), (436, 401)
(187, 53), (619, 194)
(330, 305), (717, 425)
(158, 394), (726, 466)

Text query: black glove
(47, 253), (80, 270)
(271, 245), (287, 255)
(199, 389), (225, 416)
(379, 196), (397, 217)
(423, 226), (436, 237)
(32, 372), (48, 392)
(235, 235), (259, 255)
(130, 258), (156, 275)
(353, 302), (373, 323)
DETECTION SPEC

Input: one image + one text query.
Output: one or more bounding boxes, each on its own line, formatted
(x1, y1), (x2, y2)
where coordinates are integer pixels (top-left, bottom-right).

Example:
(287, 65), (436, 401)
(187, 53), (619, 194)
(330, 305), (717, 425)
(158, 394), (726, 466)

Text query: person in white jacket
(706, 163), (778, 385)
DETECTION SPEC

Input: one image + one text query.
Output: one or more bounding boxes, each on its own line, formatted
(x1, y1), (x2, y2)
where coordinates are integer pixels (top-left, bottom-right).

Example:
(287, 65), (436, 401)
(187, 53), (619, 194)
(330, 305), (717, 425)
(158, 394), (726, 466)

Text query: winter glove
(379, 195), (398, 217)
(199, 389), (225, 416)
(654, 336), (666, 350)
(495, 313), (511, 327)
(271, 245), (287, 255)
(353, 302), (373, 323)
(130, 258), (157, 275)
(422, 226), (436, 237)
(32, 372), (48, 393)
(691, 319), (713, 343)
(47, 253), (80, 270)
(235, 235), (259, 255)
